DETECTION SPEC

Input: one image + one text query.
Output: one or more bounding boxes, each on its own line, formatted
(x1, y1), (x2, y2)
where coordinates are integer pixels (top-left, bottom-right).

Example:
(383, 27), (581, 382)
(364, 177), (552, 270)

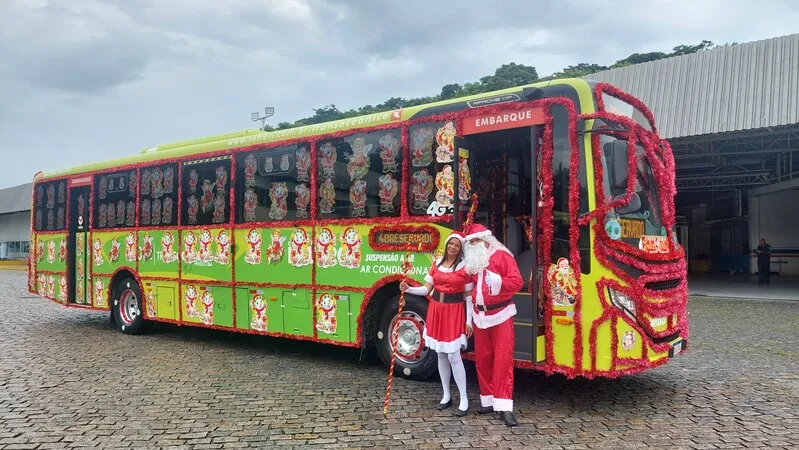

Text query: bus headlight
(608, 288), (636, 319)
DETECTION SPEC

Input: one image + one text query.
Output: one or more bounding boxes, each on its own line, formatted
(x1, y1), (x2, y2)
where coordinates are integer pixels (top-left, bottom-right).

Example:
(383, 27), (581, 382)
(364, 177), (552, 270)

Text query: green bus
(28, 78), (688, 380)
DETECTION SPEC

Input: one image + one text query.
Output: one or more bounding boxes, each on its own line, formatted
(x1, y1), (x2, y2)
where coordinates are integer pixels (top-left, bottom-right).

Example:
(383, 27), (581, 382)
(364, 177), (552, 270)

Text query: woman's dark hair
(437, 237), (464, 268)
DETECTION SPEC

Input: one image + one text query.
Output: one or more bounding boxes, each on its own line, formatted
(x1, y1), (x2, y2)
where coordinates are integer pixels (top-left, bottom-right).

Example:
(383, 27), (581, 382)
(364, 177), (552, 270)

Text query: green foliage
(265, 40), (720, 130)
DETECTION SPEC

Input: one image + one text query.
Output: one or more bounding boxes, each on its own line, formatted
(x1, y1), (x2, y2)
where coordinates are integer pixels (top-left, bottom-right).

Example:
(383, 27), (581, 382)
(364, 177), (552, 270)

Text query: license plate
(672, 341), (682, 355)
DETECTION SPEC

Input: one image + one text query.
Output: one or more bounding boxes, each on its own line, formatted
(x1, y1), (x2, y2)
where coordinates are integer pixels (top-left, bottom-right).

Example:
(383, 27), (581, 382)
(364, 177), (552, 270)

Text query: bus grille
(644, 279), (681, 291)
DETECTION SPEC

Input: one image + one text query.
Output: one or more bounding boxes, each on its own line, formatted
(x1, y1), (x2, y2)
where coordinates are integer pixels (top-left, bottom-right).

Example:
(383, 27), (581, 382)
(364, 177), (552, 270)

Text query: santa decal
(182, 231), (198, 263)
(198, 229), (214, 263)
(94, 278), (106, 307)
(289, 228), (312, 267)
(161, 232), (177, 264)
(185, 286), (199, 318)
(315, 293), (338, 334)
(337, 227), (362, 269)
(215, 230), (231, 265)
(244, 229), (262, 265)
(547, 257), (577, 306)
(47, 240), (56, 264)
(125, 232), (137, 262)
(315, 227), (337, 268)
(200, 291), (214, 325)
(268, 182), (288, 221)
(93, 238), (104, 266)
(250, 294), (268, 331)
(349, 179), (367, 217)
(109, 237), (121, 263)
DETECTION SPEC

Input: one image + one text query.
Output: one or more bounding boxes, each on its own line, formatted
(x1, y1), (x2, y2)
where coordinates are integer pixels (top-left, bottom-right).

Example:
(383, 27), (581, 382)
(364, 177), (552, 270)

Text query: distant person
(756, 238), (771, 285)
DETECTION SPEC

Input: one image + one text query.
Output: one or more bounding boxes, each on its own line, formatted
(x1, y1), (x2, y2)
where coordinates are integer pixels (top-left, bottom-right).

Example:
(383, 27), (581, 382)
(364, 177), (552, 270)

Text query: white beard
(464, 242), (490, 275)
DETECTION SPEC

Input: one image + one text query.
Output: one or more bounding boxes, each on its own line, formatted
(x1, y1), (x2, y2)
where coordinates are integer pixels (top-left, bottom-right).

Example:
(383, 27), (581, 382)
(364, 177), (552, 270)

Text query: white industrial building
(0, 182), (33, 260)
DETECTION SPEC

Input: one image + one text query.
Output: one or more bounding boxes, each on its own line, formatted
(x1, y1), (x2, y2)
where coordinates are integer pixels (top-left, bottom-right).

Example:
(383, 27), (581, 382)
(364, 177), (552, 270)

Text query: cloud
(1, 0), (798, 189)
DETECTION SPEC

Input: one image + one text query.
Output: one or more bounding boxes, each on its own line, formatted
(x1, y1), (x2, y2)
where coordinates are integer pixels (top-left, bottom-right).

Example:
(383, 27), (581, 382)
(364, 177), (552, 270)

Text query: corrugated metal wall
(582, 33), (799, 139)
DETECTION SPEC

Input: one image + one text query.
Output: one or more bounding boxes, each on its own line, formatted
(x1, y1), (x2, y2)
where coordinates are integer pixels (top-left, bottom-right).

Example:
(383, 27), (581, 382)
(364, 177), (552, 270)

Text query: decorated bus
(28, 78), (687, 380)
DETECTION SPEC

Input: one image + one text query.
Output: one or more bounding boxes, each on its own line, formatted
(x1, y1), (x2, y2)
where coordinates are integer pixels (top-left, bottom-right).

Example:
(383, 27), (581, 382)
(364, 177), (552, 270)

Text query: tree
(262, 40), (721, 131)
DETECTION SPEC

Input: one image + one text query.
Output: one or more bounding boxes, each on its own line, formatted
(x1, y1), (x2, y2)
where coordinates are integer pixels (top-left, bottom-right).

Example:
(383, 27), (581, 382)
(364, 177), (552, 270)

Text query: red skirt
(423, 299), (468, 353)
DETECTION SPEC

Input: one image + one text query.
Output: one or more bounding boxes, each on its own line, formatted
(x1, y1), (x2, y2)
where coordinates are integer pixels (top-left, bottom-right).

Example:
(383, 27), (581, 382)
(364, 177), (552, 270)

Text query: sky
(1, 0), (798, 189)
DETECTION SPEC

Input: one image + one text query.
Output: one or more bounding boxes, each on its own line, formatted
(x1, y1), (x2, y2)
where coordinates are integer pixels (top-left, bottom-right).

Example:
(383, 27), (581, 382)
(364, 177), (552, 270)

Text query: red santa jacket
(470, 247), (524, 316)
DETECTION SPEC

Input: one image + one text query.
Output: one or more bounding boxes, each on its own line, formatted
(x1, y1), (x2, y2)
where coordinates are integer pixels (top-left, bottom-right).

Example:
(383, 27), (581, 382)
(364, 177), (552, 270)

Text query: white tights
(438, 351), (468, 411)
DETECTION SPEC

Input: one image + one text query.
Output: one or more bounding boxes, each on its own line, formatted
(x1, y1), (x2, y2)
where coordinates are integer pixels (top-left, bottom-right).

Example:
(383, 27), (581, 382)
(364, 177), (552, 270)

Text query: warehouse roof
(0, 183), (32, 215)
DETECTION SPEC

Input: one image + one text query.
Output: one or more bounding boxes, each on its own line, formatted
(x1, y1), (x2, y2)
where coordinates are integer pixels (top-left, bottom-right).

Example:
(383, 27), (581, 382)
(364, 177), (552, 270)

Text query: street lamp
(251, 107), (275, 131)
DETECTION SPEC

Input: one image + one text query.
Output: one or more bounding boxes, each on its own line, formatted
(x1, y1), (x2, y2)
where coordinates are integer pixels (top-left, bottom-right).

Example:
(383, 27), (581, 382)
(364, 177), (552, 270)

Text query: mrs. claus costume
(403, 231), (473, 415)
(422, 232), (474, 353)
(463, 223), (524, 427)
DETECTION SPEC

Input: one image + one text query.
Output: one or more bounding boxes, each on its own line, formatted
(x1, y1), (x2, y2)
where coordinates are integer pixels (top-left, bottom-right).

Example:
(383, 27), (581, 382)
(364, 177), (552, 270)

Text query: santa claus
(462, 223), (523, 427)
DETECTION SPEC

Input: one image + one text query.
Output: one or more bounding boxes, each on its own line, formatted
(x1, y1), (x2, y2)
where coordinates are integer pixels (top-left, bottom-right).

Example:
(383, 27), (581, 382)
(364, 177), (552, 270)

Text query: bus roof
(36, 78), (589, 181)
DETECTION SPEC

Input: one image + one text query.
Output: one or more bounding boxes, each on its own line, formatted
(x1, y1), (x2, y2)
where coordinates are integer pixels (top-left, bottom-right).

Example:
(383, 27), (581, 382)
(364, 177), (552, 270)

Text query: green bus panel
(233, 227), (313, 285)
(35, 233), (67, 273)
(142, 279), (179, 321)
(138, 230), (179, 278)
(91, 231), (137, 274)
(181, 283), (232, 328)
(313, 291), (355, 344)
(283, 289), (313, 337)
(313, 224), (438, 288)
(235, 286), (285, 334)
(180, 228), (232, 283)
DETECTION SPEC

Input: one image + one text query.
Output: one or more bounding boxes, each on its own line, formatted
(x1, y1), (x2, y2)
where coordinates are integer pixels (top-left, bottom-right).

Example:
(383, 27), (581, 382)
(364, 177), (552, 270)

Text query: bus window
(94, 171), (137, 229)
(235, 143), (310, 223)
(181, 157), (232, 226)
(316, 128), (402, 219)
(138, 163), (178, 227)
(407, 121), (455, 218)
(33, 180), (67, 231)
(550, 104), (590, 274)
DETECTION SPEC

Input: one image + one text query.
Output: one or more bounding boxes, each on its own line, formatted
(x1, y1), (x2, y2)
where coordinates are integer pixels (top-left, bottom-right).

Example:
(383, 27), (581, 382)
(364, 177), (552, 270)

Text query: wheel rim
(389, 311), (427, 364)
(119, 289), (139, 326)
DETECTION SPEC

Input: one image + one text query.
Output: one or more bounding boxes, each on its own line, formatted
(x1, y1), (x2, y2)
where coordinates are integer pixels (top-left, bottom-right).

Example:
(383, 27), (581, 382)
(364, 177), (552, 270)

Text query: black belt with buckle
(475, 300), (513, 312)
(431, 289), (464, 304)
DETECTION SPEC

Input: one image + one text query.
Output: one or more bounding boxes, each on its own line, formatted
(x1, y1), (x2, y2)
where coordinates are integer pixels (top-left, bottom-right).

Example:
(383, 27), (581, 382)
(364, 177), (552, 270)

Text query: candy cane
(383, 240), (421, 417)
(463, 193), (479, 230)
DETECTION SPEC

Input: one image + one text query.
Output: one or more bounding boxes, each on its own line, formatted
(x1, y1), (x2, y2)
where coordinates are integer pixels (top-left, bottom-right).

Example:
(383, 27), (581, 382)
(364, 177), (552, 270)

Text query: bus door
(458, 108), (547, 364)
(68, 185), (90, 305)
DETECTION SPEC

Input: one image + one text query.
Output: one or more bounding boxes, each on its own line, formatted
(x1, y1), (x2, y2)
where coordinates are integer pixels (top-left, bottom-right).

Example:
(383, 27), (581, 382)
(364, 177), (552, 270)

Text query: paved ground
(1, 270), (797, 449)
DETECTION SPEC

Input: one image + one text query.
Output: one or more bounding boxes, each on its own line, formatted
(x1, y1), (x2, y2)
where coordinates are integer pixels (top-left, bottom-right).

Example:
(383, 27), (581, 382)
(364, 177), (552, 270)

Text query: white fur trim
(493, 398), (513, 412)
(472, 303), (517, 329)
(433, 257), (466, 272)
(465, 282), (474, 290)
(423, 328), (468, 353)
(445, 234), (465, 244)
(465, 230), (492, 241)
(480, 395), (494, 408)
(424, 274), (434, 284)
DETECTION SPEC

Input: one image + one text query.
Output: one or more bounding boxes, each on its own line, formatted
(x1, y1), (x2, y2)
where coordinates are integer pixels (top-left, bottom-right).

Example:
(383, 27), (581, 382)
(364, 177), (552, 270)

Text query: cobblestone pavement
(1, 270), (797, 449)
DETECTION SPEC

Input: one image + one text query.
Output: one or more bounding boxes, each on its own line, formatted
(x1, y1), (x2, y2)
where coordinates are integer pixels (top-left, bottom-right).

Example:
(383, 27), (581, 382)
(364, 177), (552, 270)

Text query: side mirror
(615, 192), (641, 215)
(605, 140), (629, 190)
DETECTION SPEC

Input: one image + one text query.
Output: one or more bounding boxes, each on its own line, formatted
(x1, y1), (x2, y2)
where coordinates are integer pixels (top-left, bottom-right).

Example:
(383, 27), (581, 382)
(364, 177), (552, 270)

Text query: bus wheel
(112, 277), (145, 335)
(376, 294), (437, 381)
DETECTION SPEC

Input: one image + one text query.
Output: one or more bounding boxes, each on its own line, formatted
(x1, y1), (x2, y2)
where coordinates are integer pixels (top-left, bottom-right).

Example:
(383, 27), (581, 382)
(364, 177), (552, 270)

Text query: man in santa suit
(462, 223), (524, 427)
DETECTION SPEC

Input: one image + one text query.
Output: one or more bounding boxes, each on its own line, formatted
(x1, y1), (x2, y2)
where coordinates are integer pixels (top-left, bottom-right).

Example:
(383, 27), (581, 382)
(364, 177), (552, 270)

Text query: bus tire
(376, 293), (437, 381)
(111, 277), (145, 335)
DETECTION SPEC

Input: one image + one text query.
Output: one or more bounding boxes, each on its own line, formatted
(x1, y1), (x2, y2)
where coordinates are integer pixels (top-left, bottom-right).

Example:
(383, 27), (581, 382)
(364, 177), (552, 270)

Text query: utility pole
(251, 107), (275, 131)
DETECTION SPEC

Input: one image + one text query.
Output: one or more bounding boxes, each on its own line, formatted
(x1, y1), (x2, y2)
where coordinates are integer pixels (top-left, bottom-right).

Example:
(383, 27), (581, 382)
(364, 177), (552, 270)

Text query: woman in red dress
(400, 231), (473, 416)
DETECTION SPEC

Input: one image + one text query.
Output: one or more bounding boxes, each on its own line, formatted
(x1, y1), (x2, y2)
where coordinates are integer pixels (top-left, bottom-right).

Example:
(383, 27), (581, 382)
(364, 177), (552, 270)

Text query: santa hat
(464, 223), (492, 241)
(444, 230), (465, 245)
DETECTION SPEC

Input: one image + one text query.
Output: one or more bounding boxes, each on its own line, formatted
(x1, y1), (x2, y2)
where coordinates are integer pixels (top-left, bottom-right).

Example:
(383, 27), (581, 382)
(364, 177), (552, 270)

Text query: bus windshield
(598, 94), (668, 247)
